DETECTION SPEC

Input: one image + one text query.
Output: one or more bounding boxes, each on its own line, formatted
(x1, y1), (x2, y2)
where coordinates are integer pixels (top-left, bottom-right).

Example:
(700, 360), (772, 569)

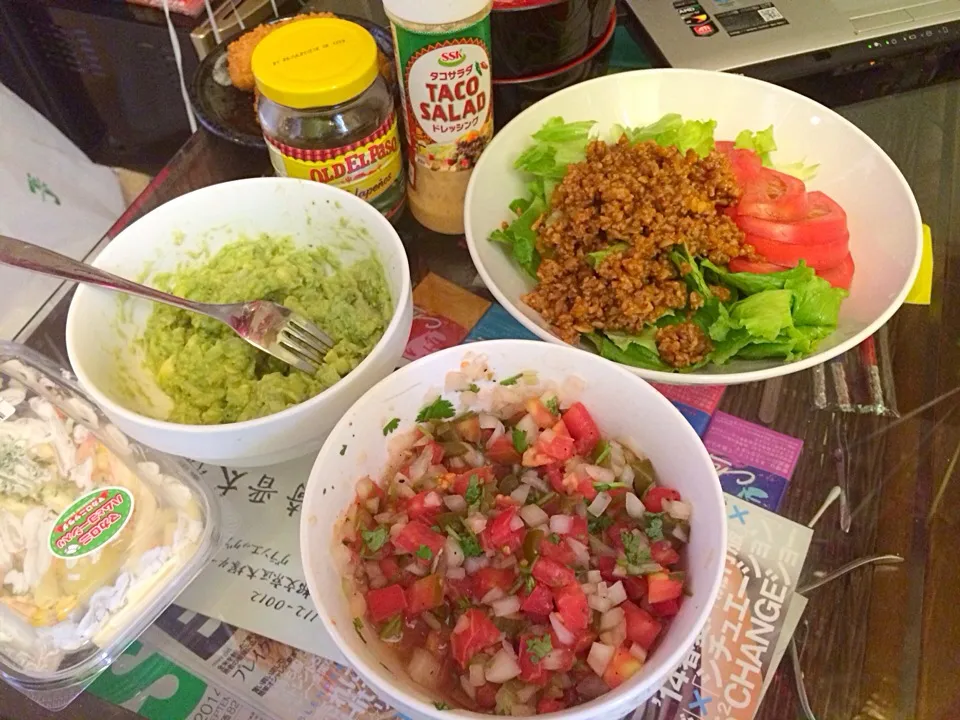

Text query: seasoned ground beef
(522, 137), (751, 354)
(656, 322), (713, 368)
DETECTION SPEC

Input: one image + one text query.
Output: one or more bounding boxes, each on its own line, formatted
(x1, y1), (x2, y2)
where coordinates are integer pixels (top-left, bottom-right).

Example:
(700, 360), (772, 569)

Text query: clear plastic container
(0, 341), (223, 710)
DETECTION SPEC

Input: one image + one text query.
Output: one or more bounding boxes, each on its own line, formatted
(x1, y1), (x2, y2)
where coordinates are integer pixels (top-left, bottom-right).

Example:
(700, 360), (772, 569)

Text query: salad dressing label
(49, 486), (135, 559)
(392, 20), (493, 181)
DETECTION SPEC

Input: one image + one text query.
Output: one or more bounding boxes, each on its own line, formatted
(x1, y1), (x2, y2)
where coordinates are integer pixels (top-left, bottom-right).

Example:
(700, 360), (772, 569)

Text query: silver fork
(0, 234), (333, 374)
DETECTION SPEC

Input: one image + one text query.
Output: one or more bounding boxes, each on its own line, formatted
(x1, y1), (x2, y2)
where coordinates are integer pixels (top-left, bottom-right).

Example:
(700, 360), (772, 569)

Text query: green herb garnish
(416, 545), (433, 560)
(548, 533), (561, 545)
(588, 514), (613, 534)
(434, 702), (450, 711)
(465, 383), (480, 393)
(416, 397), (455, 422)
(339, 445), (347, 456)
(464, 474), (482, 506)
(526, 634), (552, 663)
(361, 526), (388, 553)
(593, 481), (629, 492)
(621, 529), (652, 567)
(382, 417), (400, 435)
(499, 373), (523, 386)
(459, 533), (482, 557)
(512, 428), (528, 454)
(379, 614), (402, 641)
(593, 440), (611, 465)
(646, 513), (665, 542)
(545, 397), (560, 415)
(457, 597), (472, 611)
(525, 574), (536, 594)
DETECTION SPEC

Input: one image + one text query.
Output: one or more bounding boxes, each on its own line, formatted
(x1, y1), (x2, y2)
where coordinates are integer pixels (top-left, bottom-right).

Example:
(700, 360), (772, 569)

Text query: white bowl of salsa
(301, 340), (725, 718)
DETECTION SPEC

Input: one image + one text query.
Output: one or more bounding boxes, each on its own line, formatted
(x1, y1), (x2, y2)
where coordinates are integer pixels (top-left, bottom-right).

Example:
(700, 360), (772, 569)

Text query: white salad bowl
(464, 68), (923, 385)
(301, 339), (726, 720)
(66, 178), (412, 467)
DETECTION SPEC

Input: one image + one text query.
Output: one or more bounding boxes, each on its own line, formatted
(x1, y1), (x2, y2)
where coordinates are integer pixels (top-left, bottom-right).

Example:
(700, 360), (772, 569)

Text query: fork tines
(278, 316), (334, 372)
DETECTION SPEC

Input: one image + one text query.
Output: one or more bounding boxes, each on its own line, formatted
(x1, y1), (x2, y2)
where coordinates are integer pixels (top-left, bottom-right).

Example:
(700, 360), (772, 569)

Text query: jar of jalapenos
(252, 17), (406, 219)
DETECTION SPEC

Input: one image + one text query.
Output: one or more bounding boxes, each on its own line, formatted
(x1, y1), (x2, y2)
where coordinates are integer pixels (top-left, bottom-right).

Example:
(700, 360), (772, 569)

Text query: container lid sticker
(49, 486), (135, 559)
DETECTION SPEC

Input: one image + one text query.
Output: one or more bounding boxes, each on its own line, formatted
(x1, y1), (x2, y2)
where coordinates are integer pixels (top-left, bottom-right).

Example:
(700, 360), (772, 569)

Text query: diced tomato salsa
(339, 375), (691, 714)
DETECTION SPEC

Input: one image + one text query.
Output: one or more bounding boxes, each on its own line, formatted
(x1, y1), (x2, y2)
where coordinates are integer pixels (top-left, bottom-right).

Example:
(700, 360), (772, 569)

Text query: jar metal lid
(383, 0), (491, 26)
(251, 18), (378, 109)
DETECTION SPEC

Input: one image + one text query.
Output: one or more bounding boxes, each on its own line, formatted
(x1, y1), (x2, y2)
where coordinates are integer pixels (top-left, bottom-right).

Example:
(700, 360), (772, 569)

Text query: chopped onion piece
(454, 614), (470, 634)
(355, 477), (374, 499)
(447, 566), (466, 580)
(461, 674), (476, 700)
(408, 648), (442, 689)
(581, 582), (597, 596)
(395, 483), (416, 499)
(365, 497), (380, 514)
(424, 491), (442, 508)
(485, 421), (506, 449)
(520, 472), (549, 493)
(509, 514), (525, 532)
(423, 612), (442, 631)
(625, 492), (645, 519)
(374, 511), (394, 524)
(587, 570), (602, 584)
(485, 649), (521, 683)
(444, 494), (467, 512)
(510, 483), (531, 505)
(464, 447), (486, 467)
(492, 595), (521, 617)
(516, 414), (540, 445)
(584, 465), (615, 484)
(619, 463), (635, 485)
(479, 413), (500, 429)
(587, 491), (612, 517)
(587, 642), (615, 677)
(542, 649), (569, 671)
(519, 504), (548, 528)
(481, 587), (505, 604)
(464, 556), (489, 575)
(601, 621), (627, 648)
(672, 525), (690, 543)
(445, 371), (469, 392)
(588, 594), (612, 613)
(389, 522), (407, 539)
(588, 536), (617, 557)
(549, 514), (573, 535)
(607, 580), (628, 607)
(629, 643), (648, 662)
(549, 613), (575, 646)
(566, 537), (590, 567)
(465, 513), (488, 535)
(406, 562), (427, 577)
(516, 683), (539, 702)
(470, 663), (486, 687)
(445, 536), (465, 568)
(666, 499), (692, 521)
(600, 606), (625, 631)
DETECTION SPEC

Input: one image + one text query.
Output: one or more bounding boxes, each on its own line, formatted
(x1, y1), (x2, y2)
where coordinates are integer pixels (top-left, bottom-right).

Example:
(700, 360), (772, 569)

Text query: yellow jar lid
(251, 18), (379, 109)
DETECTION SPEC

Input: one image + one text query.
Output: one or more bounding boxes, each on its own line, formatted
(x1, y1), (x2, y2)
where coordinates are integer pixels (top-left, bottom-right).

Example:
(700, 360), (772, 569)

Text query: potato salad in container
(0, 341), (222, 710)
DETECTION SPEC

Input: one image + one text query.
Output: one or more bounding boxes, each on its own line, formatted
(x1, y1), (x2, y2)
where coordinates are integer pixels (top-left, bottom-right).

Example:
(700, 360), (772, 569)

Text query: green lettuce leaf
(489, 195), (545, 278)
(702, 259), (813, 295)
(619, 114), (717, 158)
(785, 274), (848, 327)
(776, 160), (820, 182)
(514, 117), (595, 180)
(583, 332), (670, 371)
(734, 126), (777, 165)
(586, 243), (629, 267)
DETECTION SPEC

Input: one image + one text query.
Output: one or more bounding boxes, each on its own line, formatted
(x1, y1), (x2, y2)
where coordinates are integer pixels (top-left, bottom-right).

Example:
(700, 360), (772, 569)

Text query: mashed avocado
(138, 235), (392, 425)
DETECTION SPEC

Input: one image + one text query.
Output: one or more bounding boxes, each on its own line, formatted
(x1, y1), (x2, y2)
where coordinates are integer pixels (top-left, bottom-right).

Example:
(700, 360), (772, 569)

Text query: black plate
(189, 15), (394, 149)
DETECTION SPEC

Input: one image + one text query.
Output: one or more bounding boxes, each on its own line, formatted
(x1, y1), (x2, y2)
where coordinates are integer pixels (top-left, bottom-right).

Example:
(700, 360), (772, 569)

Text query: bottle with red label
(252, 17), (406, 219)
(383, 0), (494, 235)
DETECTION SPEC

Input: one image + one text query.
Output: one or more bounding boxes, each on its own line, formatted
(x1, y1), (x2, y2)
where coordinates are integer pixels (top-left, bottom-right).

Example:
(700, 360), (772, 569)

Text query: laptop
(623, 0), (960, 80)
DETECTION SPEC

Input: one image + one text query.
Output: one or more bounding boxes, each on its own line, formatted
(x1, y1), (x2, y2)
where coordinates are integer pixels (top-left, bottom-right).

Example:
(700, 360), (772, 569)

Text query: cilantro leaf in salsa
(464, 474), (482, 506)
(382, 417), (400, 435)
(645, 513), (665, 542)
(466, 383), (480, 393)
(512, 428), (528, 453)
(548, 532), (561, 544)
(593, 481), (628, 492)
(593, 440), (611, 465)
(361, 526), (388, 553)
(499, 373), (523, 386)
(588, 514), (612, 534)
(526, 633), (552, 663)
(545, 397), (560, 415)
(416, 545), (433, 560)
(434, 702), (450, 711)
(416, 397), (455, 422)
(621, 529), (652, 567)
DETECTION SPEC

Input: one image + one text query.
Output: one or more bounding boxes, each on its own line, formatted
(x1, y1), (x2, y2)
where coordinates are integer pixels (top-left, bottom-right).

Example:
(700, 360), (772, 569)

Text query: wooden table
(8, 62), (960, 720)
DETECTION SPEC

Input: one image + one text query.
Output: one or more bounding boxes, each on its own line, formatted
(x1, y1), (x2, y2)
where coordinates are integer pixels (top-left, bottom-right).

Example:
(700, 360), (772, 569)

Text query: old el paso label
(49, 486), (135, 559)
(409, 41), (491, 145)
(266, 113), (402, 203)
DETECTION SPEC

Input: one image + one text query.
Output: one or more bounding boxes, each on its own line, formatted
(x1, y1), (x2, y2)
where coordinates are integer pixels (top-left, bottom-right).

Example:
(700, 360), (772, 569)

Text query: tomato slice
(394, 521), (446, 556)
(602, 646), (644, 689)
(481, 507), (522, 554)
(451, 609), (501, 668)
(539, 535), (576, 565)
(622, 600), (662, 649)
(642, 486), (681, 513)
(532, 558), (577, 588)
(404, 490), (441, 521)
(485, 434), (522, 465)
(561, 402), (601, 455)
(520, 582), (555, 616)
(406, 574), (444, 615)
(746, 231), (849, 271)
(365, 584), (407, 622)
(646, 572), (684, 604)
(717, 144), (763, 187)
(538, 698), (568, 713)
(738, 167), (808, 222)
(649, 597), (683, 617)
(737, 190), (847, 244)
(453, 466), (494, 495)
(553, 582), (590, 632)
(650, 540), (681, 566)
(727, 256), (788, 274)
(525, 398), (557, 428)
(818, 252), (855, 290)
(472, 567), (516, 600)
(517, 631), (550, 685)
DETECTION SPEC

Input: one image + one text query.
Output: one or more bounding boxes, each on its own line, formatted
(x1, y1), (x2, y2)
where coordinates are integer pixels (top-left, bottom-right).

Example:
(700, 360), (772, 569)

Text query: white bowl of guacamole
(65, 178), (412, 467)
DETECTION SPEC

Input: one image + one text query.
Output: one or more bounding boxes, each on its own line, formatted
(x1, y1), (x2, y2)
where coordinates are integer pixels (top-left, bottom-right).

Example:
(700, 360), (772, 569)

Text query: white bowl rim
(65, 177), (413, 433)
(464, 67), (924, 385)
(300, 338), (727, 720)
